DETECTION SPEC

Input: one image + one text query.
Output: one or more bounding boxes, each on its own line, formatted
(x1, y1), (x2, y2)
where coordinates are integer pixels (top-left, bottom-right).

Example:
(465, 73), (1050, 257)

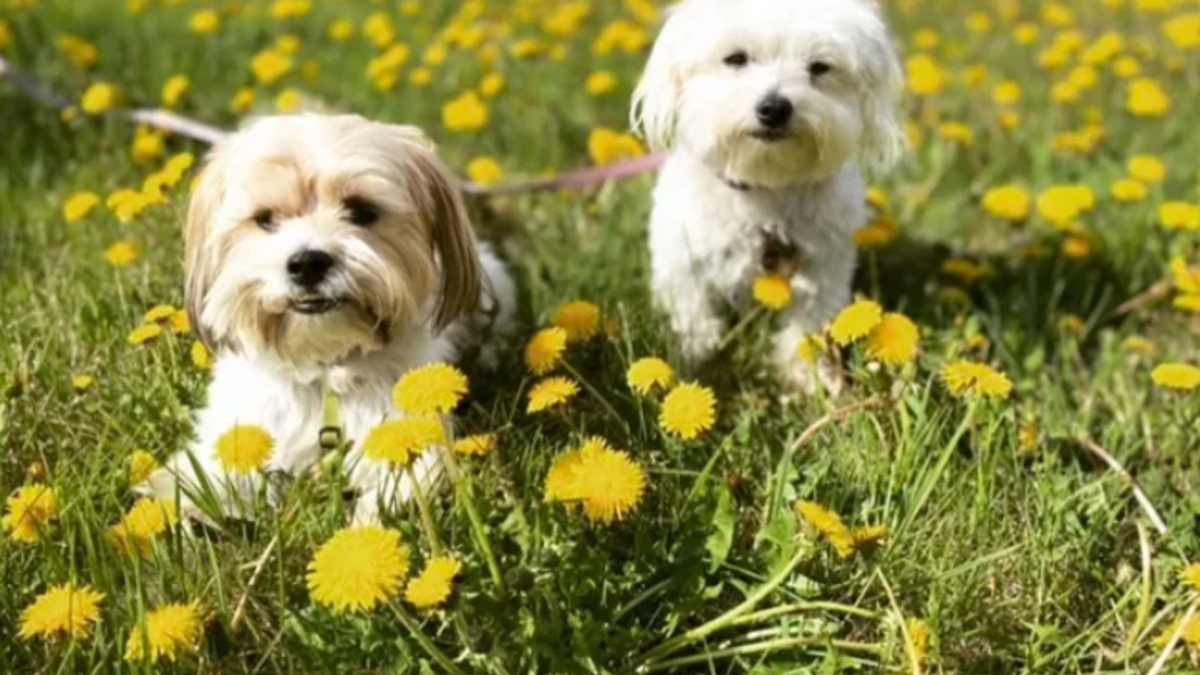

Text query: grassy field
(3, 0), (1200, 672)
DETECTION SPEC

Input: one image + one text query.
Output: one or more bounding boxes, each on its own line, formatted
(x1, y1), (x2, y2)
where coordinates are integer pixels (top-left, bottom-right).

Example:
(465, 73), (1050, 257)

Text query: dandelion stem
(391, 603), (470, 675)
(561, 362), (626, 429)
(717, 306), (766, 353)
(406, 464), (444, 557)
(728, 601), (882, 626)
(442, 451), (507, 595)
(641, 636), (881, 672)
(634, 544), (812, 668)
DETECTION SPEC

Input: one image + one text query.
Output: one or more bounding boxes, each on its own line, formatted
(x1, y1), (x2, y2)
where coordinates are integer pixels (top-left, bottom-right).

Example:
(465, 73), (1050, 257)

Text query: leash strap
(318, 379), (344, 453)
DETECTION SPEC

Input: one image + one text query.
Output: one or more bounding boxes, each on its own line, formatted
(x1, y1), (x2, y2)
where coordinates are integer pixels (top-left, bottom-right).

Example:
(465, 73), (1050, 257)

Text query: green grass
(3, 0), (1200, 673)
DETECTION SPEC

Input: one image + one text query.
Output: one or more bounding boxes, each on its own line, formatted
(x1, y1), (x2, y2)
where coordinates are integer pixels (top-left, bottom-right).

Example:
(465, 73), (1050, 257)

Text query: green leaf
(705, 484), (736, 572)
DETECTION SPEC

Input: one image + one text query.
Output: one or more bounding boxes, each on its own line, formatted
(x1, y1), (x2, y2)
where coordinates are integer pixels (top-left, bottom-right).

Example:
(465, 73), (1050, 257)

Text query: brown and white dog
(148, 114), (516, 523)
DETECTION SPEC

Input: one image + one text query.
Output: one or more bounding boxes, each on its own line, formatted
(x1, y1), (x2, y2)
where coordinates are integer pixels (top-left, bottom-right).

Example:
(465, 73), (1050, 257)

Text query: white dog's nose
(755, 93), (793, 129)
(287, 249), (335, 288)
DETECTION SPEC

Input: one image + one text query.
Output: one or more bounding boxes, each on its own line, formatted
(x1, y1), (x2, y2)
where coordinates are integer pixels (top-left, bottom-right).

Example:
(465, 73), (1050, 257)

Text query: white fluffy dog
(632, 0), (903, 389)
(148, 114), (515, 523)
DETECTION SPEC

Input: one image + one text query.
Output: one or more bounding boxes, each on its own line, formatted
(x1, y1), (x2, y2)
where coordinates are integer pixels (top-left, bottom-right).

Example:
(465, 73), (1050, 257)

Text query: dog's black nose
(287, 250), (335, 288)
(755, 93), (793, 129)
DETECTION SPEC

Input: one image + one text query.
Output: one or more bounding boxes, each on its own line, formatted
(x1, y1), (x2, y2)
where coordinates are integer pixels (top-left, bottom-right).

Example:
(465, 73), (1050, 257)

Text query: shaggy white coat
(632, 0), (903, 388)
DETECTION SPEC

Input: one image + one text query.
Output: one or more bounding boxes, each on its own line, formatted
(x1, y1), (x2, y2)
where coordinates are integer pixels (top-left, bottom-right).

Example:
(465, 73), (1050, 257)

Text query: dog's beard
(204, 252), (423, 367)
(680, 92), (860, 187)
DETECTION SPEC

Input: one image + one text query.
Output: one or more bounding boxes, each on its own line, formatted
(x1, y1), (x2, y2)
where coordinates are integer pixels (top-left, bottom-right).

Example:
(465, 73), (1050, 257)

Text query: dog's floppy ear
(391, 126), (482, 329)
(854, 5), (906, 173)
(184, 148), (226, 349)
(631, 8), (686, 151)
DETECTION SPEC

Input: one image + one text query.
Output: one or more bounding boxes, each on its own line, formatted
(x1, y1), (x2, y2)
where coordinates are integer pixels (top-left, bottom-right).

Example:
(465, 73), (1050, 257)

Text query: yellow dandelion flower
(796, 333), (829, 364)
(394, 363), (468, 415)
(190, 341), (211, 370)
(405, 556), (462, 608)
(453, 433), (496, 456)
(1037, 185), (1095, 225)
(168, 311), (190, 335)
(160, 75), (189, 108)
(18, 584), (103, 641)
(72, 374), (94, 391)
(442, 91), (489, 132)
(361, 416), (445, 466)
(659, 382), (716, 440)
(124, 603), (204, 663)
(1171, 258), (1200, 294)
(586, 70), (618, 96)
(1151, 363), (1200, 391)
(552, 301), (601, 341)
(106, 241), (140, 267)
(1154, 615), (1200, 648)
(981, 185), (1031, 221)
(120, 498), (178, 541)
(3, 484), (58, 543)
(129, 450), (158, 486)
(327, 17), (354, 41)
(1123, 336), (1156, 357)
(229, 88), (255, 114)
(466, 156), (503, 187)
(570, 443), (646, 523)
(906, 618), (931, 665)
(214, 424), (274, 474)
(544, 448), (585, 502)
(1128, 155), (1166, 183)
(1180, 562), (1200, 592)
(527, 376), (579, 413)
(627, 357), (674, 395)
(906, 54), (946, 95)
(128, 324), (162, 346)
(753, 273), (792, 310)
(250, 49), (292, 85)
(1160, 202), (1200, 231)
(1111, 178), (1148, 203)
(940, 360), (1013, 399)
(410, 67), (433, 87)
(275, 88), (301, 113)
(1061, 235), (1094, 260)
(307, 525), (409, 612)
(1127, 77), (1170, 117)
(143, 304), (176, 324)
(479, 72), (505, 98)
(830, 299), (883, 346)
(865, 313), (919, 365)
(794, 500), (856, 557)
(189, 9), (219, 34)
(81, 82), (117, 115)
(587, 127), (644, 166)
(524, 327), (568, 374)
(942, 259), (994, 285)
(1162, 13), (1200, 49)
(63, 192), (99, 223)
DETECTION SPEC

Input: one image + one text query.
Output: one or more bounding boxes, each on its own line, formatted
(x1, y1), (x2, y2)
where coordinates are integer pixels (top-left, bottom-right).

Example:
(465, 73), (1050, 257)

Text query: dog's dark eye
(344, 197), (379, 227)
(809, 61), (832, 77)
(723, 50), (749, 68)
(252, 209), (275, 231)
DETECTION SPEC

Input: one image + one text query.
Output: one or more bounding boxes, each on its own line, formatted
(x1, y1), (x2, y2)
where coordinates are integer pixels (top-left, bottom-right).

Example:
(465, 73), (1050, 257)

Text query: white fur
(147, 115), (517, 523)
(632, 0), (903, 387)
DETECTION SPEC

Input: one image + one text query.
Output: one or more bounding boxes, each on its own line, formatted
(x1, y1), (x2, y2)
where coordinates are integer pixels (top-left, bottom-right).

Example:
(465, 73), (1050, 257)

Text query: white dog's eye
(252, 209), (275, 231)
(344, 197), (380, 227)
(808, 61), (832, 77)
(723, 50), (749, 68)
